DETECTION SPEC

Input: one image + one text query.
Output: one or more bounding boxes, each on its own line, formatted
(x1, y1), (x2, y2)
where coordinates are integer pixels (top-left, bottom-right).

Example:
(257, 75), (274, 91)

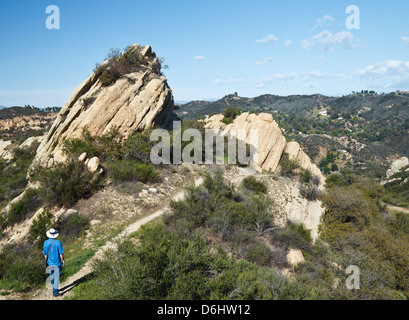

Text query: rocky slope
(0, 107), (56, 145)
(203, 112), (325, 186)
(31, 44), (174, 167)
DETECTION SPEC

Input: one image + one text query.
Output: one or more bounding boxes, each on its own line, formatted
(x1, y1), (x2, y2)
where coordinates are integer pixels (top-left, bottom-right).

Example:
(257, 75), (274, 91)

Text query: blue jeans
(47, 265), (62, 295)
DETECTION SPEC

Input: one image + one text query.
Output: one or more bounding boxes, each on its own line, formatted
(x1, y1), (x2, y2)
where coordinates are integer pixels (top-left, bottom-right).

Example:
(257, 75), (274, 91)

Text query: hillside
(0, 107), (57, 143)
(176, 92), (409, 178)
(176, 92), (409, 121)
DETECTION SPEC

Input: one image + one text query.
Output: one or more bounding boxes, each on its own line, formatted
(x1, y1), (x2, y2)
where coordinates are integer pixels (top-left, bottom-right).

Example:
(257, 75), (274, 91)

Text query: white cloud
(215, 78), (246, 85)
(402, 36), (409, 46)
(256, 34), (279, 43)
(284, 39), (293, 47)
(301, 30), (357, 51)
(313, 15), (335, 30)
(349, 60), (409, 89)
(355, 60), (409, 79)
(256, 57), (274, 65)
(193, 56), (206, 60)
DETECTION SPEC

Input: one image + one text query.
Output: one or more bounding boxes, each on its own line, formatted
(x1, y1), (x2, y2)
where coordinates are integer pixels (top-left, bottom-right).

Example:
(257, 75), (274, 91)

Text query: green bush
(122, 129), (156, 164)
(0, 144), (38, 211)
(242, 176), (268, 194)
(95, 46), (158, 87)
(299, 183), (321, 201)
(300, 169), (312, 183)
(279, 152), (300, 177)
(31, 160), (105, 208)
(320, 179), (409, 297)
(289, 223), (312, 244)
(62, 128), (122, 161)
(0, 244), (46, 292)
(3, 188), (42, 228)
(106, 160), (160, 184)
(28, 209), (53, 247)
(56, 212), (90, 244)
(221, 107), (241, 125)
(244, 242), (271, 266)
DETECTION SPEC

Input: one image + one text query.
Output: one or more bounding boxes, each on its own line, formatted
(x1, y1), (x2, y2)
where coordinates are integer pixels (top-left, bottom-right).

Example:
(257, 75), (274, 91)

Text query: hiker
(43, 228), (65, 297)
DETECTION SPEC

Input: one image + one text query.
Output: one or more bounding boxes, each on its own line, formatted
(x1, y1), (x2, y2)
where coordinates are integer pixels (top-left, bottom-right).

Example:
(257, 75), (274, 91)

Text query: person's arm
(60, 254), (65, 266)
(44, 254), (47, 261)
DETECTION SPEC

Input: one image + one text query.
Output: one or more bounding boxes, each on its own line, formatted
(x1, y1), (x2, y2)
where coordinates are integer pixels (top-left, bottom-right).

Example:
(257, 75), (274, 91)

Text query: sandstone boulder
(31, 43), (174, 168)
(204, 112), (325, 185)
(78, 152), (87, 162)
(384, 157), (409, 180)
(87, 157), (100, 173)
(284, 141), (325, 184)
(286, 249), (305, 267)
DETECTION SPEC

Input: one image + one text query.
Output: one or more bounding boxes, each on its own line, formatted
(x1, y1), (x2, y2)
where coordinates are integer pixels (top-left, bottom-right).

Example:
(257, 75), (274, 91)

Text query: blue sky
(0, 0), (408, 107)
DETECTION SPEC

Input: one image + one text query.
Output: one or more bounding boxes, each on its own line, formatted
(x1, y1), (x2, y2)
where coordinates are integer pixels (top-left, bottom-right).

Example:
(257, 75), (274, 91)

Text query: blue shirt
(43, 239), (64, 267)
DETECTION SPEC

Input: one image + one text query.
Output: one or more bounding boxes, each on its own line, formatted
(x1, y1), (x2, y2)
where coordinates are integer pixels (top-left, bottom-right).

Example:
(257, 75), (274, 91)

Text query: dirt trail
(24, 177), (204, 300)
(385, 204), (409, 215)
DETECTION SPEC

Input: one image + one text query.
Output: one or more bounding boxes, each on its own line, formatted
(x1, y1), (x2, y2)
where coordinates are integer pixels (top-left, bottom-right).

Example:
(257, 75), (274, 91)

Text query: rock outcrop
(286, 249), (305, 267)
(32, 44), (174, 167)
(204, 113), (325, 185)
(381, 156), (409, 186)
(384, 157), (409, 178)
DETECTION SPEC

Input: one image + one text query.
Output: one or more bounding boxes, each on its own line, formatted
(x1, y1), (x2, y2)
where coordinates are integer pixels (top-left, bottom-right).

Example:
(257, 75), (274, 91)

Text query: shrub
(122, 129), (156, 164)
(242, 176), (267, 194)
(0, 244), (46, 292)
(326, 170), (357, 187)
(105, 160), (160, 184)
(28, 209), (53, 247)
(0, 144), (38, 211)
(245, 194), (275, 234)
(32, 160), (105, 208)
(311, 175), (321, 187)
(56, 212), (90, 244)
(270, 226), (312, 253)
(279, 153), (300, 177)
(221, 107), (241, 125)
(300, 169), (312, 183)
(62, 128), (122, 161)
(289, 223), (312, 244)
(299, 183), (321, 201)
(94, 46), (160, 87)
(244, 242), (271, 266)
(4, 188), (42, 228)
(62, 130), (99, 159)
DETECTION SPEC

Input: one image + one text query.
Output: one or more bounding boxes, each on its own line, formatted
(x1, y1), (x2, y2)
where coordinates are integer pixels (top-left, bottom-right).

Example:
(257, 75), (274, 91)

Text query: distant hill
(176, 92), (409, 176)
(175, 92), (409, 123)
(0, 105), (7, 110)
(0, 106), (49, 120)
(0, 106), (57, 143)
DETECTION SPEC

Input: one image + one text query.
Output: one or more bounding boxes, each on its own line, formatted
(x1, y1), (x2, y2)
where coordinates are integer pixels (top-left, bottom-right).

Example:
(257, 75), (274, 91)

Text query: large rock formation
(32, 44), (174, 167)
(204, 113), (325, 185)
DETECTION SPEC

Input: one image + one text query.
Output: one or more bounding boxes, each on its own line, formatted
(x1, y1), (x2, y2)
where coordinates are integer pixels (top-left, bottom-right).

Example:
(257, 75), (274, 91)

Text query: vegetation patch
(31, 160), (105, 208)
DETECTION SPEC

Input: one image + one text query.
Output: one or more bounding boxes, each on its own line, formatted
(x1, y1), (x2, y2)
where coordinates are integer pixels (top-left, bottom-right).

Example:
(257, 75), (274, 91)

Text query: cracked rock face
(32, 44), (174, 167)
